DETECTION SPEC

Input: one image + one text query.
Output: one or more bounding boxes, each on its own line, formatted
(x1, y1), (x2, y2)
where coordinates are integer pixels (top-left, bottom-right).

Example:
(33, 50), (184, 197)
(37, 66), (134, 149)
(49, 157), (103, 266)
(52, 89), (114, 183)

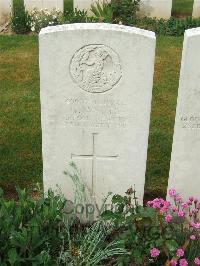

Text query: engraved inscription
(70, 44), (122, 93)
(181, 115), (200, 129)
(65, 97), (128, 129)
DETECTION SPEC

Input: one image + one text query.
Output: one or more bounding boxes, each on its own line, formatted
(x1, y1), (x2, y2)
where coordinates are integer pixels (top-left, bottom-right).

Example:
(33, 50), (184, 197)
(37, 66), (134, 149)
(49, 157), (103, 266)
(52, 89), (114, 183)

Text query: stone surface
(39, 23), (156, 206)
(193, 0), (200, 18)
(138, 0), (172, 19)
(24, 0), (63, 11)
(168, 28), (200, 200)
(0, 0), (12, 26)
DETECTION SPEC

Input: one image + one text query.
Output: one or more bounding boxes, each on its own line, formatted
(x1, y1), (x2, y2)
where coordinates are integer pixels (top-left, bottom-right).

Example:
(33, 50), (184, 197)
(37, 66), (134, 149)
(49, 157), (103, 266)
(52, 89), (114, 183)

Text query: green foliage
(0, 184), (125, 265)
(101, 189), (200, 265)
(91, 0), (140, 24)
(172, 0), (194, 17)
(64, 0), (73, 14)
(64, 8), (89, 23)
(101, 189), (163, 265)
(133, 16), (200, 36)
(110, 0), (140, 24)
(91, 1), (113, 23)
(29, 8), (63, 33)
(11, 0), (31, 34)
(58, 221), (125, 265)
(0, 187), (67, 265)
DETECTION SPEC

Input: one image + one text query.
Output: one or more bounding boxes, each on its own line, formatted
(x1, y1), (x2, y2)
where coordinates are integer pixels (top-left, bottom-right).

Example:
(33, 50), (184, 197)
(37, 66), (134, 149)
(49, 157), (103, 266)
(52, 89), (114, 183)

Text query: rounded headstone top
(39, 23), (156, 39)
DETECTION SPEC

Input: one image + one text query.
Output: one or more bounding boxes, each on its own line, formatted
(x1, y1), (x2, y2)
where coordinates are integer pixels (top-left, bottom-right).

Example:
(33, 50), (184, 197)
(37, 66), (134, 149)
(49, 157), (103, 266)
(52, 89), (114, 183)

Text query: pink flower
(175, 194), (182, 202)
(191, 222), (200, 229)
(179, 259), (188, 266)
(172, 207), (178, 213)
(170, 259), (177, 266)
(150, 248), (160, 258)
(176, 248), (184, 257)
(187, 200), (193, 206)
(194, 258), (200, 265)
(190, 235), (196, 240)
(189, 196), (194, 202)
(165, 214), (173, 223)
(181, 202), (188, 209)
(169, 189), (177, 197)
(178, 211), (185, 218)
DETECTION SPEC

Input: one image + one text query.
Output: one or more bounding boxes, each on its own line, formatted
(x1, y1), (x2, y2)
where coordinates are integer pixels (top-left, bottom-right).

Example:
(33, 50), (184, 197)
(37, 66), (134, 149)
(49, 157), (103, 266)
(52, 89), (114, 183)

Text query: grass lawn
(172, 0), (194, 17)
(0, 35), (183, 199)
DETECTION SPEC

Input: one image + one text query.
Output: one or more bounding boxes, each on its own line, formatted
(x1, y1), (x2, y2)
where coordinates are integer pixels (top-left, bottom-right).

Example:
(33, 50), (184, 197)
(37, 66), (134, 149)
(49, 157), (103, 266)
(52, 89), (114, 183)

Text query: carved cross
(71, 133), (118, 196)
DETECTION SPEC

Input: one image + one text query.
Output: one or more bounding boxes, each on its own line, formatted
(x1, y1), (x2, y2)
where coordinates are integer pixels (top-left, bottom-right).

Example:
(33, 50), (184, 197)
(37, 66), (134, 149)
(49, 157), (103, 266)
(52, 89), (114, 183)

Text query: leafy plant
(110, 0), (141, 24)
(101, 188), (200, 265)
(91, 1), (113, 23)
(58, 221), (125, 265)
(0, 187), (67, 265)
(64, 8), (89, 23)
(11, 0), (31, 34)
(29, 8), (63, 33)
(64, 0), (73, 14)
(0, 166), (125, 265)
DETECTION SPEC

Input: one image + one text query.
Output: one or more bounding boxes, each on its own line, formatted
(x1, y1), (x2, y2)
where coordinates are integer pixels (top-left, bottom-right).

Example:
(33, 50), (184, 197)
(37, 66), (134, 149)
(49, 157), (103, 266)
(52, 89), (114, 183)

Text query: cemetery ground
(0, 34), (183, 200)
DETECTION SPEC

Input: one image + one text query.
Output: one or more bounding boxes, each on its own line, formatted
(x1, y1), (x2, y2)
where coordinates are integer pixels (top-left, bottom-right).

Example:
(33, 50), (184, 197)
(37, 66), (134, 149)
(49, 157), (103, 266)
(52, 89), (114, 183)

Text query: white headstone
(0, 0), (12, 26)
(24, 0), (63, 11)
(139, 0), (172, 19)
(168, 28), (200, 200)
(39, 23), (155, 206)
(193, 0), (200, 18)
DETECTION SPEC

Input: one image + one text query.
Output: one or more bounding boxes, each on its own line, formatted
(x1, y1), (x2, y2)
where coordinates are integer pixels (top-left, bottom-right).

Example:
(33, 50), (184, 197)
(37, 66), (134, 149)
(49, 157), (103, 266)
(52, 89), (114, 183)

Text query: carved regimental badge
(70, 44), (122, 93)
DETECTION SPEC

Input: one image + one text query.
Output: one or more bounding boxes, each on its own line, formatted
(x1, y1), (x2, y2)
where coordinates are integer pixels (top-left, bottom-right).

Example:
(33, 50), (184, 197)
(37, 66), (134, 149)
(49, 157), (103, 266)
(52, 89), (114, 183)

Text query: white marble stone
(0, 0), (12, 25)
(39, 23), (155, 206)
(138, 0), (172, 19)
(24, 0), (63, 11)
(168, 28), (200, 200)
(193, 0), (200, 18)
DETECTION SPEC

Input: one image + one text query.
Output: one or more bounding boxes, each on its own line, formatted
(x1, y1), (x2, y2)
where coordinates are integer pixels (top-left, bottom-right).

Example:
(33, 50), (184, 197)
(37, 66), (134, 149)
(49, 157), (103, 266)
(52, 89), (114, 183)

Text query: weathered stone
(39, 23), (155, 206)
(0, 0), (12, 26)
(193, 0), (200, 18)
(24, 0), (63, 11)
(168, 28), (200, 200)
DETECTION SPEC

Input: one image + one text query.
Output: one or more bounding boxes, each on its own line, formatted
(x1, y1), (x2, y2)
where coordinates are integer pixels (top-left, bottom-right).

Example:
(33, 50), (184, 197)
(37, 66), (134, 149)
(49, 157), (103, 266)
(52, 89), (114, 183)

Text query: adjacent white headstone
(139, 0), (172, 19)
(39, 23), (155, 206)
(168, 28), (200, 200)
(193, 0), (200, 18)
(24, 0), (63, 11)
(0, 0), (12, 26)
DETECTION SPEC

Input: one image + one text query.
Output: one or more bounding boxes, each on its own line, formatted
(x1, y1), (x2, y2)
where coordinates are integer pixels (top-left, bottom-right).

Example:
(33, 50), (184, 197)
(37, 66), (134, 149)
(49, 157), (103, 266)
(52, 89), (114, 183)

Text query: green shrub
(0, 187), (67, 265)
(29, 8), (63, 33)
(64, 8), (89, 23)
(110, 0), (141, 24)
(101, 188), (200, 265)
(0, 184), (125, 265)
(91, 0), (141, 24)
(64, 0), (73, 14)
(11, 0), (31, 34)
(91, 1), (113, 23)
(132, 16), (200, 36)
